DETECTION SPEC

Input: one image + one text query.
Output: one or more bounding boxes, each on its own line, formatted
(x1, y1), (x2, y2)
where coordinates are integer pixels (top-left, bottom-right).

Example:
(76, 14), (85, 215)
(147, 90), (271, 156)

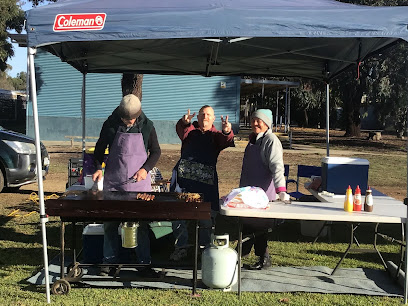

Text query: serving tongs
(120, 177), (137, 185)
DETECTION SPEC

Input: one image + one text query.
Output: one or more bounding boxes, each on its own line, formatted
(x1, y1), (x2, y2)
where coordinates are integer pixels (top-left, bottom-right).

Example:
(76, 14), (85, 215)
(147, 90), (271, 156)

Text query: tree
(364, 43), (408, 137)
(334, 0), (408, 136)
(1, 0), (24, 72)
(121, 74), (143, 100)
(10, 71), (26, 91)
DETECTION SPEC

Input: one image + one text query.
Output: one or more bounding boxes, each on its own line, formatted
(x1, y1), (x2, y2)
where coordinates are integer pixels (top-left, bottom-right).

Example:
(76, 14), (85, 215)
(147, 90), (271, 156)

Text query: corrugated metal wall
(28, 49), (240, 143)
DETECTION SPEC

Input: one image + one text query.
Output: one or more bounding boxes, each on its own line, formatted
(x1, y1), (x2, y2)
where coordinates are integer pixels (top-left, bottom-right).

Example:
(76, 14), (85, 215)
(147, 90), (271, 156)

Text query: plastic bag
(222, 186), (269, 209)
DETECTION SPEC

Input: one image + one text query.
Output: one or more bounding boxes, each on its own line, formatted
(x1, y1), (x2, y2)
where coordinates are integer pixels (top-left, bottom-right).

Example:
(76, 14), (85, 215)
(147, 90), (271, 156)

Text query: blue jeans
(171, 210), (217, 248)
(103, 221), (151, 264)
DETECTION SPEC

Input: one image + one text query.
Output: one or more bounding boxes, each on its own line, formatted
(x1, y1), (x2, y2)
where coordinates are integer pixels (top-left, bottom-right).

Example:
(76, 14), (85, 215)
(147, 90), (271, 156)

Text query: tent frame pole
(81, 72), (87, 154)
(28, 47), (51, 304)
(284, 85), (288, 133)
(326, 82), (330, 157)
(405, 101), (408, 304)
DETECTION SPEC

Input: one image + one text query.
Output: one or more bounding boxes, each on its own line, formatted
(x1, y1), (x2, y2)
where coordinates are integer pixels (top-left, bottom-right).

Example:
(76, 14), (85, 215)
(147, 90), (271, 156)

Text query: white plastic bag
(222, 186), (269, 209)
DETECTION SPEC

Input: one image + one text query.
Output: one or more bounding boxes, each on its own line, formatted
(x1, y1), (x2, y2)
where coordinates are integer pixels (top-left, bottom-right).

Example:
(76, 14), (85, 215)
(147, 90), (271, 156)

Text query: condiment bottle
(344, 185), (353, 212)
(364, 187), (373, 212)
(353, 185), (362, 211)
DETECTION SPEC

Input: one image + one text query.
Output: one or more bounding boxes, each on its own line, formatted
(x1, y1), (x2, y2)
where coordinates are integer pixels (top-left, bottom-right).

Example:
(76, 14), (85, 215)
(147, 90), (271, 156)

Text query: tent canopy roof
(26, 0), (408, 79)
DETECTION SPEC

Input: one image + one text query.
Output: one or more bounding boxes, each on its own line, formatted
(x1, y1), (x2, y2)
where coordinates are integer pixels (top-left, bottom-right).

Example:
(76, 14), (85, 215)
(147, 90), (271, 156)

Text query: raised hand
(182, 109), (196, 124)
(221, 115), (231, 133)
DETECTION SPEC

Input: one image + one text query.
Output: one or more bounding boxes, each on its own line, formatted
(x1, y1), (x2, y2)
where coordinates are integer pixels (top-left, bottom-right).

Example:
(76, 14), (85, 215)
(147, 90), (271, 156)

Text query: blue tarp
(26, 0), (408, 79)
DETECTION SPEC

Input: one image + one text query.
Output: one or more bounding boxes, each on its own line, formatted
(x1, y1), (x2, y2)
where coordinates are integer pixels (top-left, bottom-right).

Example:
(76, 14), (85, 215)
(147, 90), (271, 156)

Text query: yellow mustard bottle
(344, 185), (353, 212)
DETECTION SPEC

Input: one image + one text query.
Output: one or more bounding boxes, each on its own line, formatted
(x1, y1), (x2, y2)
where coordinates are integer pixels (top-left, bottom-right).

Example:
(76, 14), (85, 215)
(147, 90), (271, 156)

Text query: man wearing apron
(239, 109), (290, 270)
(92, 94), (161, 276)
(169, 106), (234, 261)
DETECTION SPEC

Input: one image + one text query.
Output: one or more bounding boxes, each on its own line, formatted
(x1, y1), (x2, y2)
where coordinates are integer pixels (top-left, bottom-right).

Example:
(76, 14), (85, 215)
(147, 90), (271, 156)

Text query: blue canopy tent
(25, 0), (408, 302)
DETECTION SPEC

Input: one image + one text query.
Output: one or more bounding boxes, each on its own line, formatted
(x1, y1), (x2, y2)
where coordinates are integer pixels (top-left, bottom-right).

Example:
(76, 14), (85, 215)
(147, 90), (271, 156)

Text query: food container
(121, 222), (139, 248)
(82, 224), (104, 263)
(321, 157), (369, 195)
(84, 175), (103, 191)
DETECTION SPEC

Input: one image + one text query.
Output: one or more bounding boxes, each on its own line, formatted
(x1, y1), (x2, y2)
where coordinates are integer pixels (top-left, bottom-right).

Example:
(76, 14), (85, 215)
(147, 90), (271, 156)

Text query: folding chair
(150, 167), (169, 192)
(284, 164), (289, 183)
(287, 165), (321, 200)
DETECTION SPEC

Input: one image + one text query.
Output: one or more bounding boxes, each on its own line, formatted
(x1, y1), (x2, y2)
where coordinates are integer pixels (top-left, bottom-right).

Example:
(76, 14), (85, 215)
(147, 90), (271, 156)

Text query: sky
(7, 1), (44, 78)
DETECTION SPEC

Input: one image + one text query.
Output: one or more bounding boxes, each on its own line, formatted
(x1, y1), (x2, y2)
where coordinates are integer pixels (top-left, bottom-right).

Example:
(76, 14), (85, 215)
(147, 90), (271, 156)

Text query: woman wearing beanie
(239, 108), (290, 270)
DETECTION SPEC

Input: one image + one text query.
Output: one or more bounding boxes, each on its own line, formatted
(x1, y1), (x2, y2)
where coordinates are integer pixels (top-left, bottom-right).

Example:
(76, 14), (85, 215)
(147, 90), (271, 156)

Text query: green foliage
(364, 43), (408, 137)
(0, 0), (24, 72)
(290, 80), (339, 128)
(0, 69), (26, 91)
(10, 71), (26, 90)
(28, 0), (57, 7)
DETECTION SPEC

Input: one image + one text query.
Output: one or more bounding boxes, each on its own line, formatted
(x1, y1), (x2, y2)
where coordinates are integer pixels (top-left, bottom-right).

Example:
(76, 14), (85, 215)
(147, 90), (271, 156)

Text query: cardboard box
(321, 157), (369, 195)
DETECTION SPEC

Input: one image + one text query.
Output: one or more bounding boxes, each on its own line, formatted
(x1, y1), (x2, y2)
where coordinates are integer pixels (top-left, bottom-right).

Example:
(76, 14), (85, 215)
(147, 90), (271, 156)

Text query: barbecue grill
(45, 190), (211, 295)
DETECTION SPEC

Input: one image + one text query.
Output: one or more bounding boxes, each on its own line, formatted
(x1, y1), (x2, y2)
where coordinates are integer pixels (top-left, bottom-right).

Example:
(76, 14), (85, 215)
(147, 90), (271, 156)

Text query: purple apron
(103, 131), (151, 192)
(239, 139), (276, 201)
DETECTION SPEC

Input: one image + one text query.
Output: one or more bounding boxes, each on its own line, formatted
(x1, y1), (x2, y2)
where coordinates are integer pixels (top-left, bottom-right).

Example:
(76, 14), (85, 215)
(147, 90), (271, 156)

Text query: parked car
(0, 126), (49, 192)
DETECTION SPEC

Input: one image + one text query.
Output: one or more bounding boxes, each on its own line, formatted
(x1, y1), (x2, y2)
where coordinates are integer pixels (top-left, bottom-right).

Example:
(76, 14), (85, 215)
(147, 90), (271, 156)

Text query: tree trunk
(344, 80), (363, 137)
(121, 74), (143, 100)
(303, 109), (309, 127)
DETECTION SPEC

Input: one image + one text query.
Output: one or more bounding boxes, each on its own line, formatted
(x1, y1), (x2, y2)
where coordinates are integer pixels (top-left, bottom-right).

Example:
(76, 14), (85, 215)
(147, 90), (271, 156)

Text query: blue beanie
(251, 109), (273, 128)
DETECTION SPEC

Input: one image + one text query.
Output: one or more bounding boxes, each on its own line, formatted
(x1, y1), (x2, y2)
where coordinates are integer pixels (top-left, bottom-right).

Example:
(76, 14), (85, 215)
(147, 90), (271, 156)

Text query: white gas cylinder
(201, 234), (238, 290)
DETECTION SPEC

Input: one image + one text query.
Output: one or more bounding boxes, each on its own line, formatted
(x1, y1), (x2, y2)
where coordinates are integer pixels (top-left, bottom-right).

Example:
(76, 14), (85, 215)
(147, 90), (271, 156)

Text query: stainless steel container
(121, 222), (139, 248)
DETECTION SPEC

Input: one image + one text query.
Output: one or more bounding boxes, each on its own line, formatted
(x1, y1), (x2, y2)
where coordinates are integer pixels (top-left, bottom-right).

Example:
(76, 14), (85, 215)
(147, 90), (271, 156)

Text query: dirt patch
(0, 128), (406, 215)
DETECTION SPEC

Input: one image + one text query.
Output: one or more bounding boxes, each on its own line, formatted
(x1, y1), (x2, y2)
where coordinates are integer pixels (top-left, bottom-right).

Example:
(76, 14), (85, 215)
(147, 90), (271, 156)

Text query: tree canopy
(1, 0), (24, 72)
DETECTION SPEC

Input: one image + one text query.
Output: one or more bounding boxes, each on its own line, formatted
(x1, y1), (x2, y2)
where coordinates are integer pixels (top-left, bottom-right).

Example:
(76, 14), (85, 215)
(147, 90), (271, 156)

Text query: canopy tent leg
(28, 47), (51, 304)
(326, 82), (330, 157)
(275, 91), (279, 132)
(404, 104), (408, 304)
(288, 88), (292, 149)
(284, 85), (288, 133)
(81, 72), (87, 154)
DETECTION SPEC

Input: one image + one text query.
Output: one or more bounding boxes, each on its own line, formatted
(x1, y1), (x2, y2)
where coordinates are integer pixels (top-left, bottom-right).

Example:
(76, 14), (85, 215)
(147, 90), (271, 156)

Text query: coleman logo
(53, 13), (106, 31)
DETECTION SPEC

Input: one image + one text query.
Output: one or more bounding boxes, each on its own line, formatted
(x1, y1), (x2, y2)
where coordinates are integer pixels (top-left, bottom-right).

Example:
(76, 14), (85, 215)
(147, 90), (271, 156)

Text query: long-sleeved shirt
(176, 120), (235, 160)
(249, 129), (286, 192)
(94, 108), (161, 172)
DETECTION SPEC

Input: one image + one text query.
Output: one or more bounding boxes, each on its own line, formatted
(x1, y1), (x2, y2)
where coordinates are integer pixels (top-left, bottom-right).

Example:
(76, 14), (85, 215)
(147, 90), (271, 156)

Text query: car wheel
(0, 170), (4, 193)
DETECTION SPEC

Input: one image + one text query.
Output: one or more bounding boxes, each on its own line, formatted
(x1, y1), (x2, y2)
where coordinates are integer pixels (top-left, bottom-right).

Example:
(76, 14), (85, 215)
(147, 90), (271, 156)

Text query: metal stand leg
(192, 220), (199, 296)
(313, 221), (327, 244)
(60, 221), (65, 279)
(72, 222), (77, 263)
(238, 217), (242, 297)
(373, 223), (389, 270)
(331, 223), (356, 275)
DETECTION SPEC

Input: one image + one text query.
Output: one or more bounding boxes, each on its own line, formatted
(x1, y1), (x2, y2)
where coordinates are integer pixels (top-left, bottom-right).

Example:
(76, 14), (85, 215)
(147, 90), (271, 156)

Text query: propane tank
(201, 234), (238, 290)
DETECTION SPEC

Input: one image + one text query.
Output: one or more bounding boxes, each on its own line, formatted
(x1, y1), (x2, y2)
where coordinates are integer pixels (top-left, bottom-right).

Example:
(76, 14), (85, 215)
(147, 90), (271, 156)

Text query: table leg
(72, 222), (77, 263)
(373, 223), (391, 270)
(60, 221), (65, 279)
(404, 219), (408, 304)
(192, 220), (199, 296)
(331, 223), (357, 275)
(238, 217), (242, 297)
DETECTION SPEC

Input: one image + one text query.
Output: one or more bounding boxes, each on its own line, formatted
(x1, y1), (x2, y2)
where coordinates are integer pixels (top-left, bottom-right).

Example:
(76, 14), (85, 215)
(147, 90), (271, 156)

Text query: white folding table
(219, 193), (407, 299)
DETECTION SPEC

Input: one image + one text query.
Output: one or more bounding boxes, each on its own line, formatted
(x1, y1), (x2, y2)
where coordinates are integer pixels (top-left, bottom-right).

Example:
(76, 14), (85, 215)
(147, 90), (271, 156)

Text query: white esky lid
(321, 157), (369, 165)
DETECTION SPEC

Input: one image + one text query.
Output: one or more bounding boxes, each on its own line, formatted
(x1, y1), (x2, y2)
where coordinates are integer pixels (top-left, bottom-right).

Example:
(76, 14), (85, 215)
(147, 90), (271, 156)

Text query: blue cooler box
(82, 224), (104, 264)
(82, 224), (132, 263)
(321, 157), (369, 195)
